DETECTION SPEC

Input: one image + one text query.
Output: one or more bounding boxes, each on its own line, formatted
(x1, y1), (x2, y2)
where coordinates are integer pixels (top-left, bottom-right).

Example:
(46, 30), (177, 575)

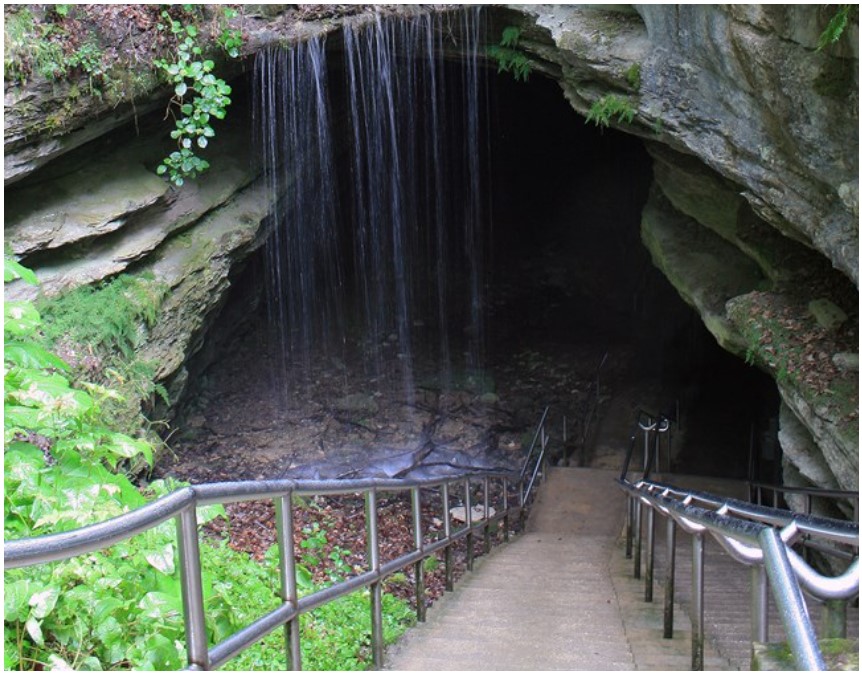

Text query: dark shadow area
(175, 30), (779, 482)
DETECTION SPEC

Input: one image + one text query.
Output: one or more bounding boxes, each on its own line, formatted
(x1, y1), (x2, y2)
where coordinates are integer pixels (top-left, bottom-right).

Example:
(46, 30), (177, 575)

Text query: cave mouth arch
(166, 17), (779, 484)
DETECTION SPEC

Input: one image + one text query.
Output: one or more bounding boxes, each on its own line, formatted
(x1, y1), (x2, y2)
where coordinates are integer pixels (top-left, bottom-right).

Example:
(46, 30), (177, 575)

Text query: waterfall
(254, 7), (489, 406)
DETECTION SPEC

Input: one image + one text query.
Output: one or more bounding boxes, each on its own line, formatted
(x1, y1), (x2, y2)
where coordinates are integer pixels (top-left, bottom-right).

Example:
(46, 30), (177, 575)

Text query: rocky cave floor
(152, 317), (660, 610)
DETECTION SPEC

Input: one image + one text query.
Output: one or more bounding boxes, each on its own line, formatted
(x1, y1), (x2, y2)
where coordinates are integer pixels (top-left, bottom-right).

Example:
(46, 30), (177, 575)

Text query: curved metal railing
(618, 415), (859, 671)
(5, 471), (524, 670)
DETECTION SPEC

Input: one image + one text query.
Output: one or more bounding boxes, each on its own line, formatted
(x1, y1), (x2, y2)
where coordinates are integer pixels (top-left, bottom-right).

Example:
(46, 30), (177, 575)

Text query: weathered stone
(832, 353), (859, 372)
(513, 4), (859, 283)
(808, 298), (849, 331)
(778, 402), (839, 490)
(5, 150), (168, 257)
(136, 179), (272, 387)
(778, 380), (858, 493)
(640, 186), (762, 354)
(5, 121), (257, 302)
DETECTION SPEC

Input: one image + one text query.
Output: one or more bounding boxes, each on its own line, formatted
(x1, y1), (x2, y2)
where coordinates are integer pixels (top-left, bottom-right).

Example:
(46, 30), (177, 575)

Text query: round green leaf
(174, 82), (188, 97)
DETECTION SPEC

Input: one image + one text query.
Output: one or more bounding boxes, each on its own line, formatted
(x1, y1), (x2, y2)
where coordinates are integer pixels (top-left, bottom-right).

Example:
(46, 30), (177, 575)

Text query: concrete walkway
(386, 468), (729, 670)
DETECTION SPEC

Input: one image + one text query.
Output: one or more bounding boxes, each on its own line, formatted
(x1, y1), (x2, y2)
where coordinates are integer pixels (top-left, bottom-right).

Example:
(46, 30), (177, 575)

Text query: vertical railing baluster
(483, 477), (491, 555)
(276, 493), (301, 670)
(411, 487), (426, 622)
(751, 564), (768, 653)
(645, 505), (655, 602)
(692, 533), (705, 671)
(366, 489), (384, 668)
(502, 478), (510, 543)
(663, 517), (676, 639)
(442, 482), (453, 592)
(177, 507), (209, 670)
(625, 496), (633, 559)
(633, 499), (642, 579)
(821, 599), (848, 639)
(465, 479), (474, 572)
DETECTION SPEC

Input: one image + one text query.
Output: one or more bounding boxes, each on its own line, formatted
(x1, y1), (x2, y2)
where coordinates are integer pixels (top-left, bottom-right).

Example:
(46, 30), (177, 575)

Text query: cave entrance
(163, 17), (778, 484)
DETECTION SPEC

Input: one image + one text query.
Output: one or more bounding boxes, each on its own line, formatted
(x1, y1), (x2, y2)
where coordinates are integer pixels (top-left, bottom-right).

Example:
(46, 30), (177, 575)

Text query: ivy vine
(154, 9), (239, 187)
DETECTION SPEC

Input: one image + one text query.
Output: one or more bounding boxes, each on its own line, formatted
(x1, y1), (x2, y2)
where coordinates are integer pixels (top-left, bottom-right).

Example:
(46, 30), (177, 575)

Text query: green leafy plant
(585, 94), (637, 128)
(154, 9), (239, 186)
(625, 63), (641, 91)
(817, 4), (855, 51)
(5, 260), (414, 669)
(217, 7), (243, 59)
(36, 274), (170, 446)
(487, 26), (532, 82)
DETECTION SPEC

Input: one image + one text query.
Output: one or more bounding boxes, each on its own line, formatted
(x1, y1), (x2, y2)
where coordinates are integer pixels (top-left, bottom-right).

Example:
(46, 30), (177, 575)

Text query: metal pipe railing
(618, 477), (859, 670)
(5, 469), (523, 671)
(520, 405), (550, 504)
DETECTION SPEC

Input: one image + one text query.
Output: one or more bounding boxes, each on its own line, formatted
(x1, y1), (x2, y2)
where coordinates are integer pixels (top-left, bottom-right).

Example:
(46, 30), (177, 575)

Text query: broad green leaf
(4, 405), (45, 429)
(197, 502), (225, 525)
(25, 617), (44, 646)
(4, 341), (70, 371)
(4, 580), (34, 622)
(175, 81), (188, 97)
(138, 591), (182, 621)
(28, 586), (60, 619)
(145, 543), (175, 575)
(4, 301), (42, 336)
(4, 259), (38, 285)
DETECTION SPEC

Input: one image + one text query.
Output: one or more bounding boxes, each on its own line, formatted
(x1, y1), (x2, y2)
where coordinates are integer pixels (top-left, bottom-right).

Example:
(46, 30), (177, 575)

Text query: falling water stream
(254, 8), (489, 408)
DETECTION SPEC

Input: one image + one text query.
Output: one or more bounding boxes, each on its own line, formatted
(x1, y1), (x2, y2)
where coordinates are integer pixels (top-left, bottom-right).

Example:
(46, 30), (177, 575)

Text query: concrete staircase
(386, 468), (730, 670)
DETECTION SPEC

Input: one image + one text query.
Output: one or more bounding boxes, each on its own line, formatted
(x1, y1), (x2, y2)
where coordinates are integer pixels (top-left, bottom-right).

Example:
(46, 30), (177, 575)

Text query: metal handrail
(748, 480), (859, 523)
(520, 405), (550, 504)
(5, 471), (523, 670)
(618, 476), (860, 670)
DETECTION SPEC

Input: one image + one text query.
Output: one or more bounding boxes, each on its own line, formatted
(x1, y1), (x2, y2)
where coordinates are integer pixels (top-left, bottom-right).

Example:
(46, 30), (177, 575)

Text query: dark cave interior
(186, 35), (780, 481)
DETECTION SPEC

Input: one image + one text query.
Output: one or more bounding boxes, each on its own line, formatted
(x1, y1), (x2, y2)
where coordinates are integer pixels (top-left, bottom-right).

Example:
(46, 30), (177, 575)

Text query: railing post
(365, 489), (384, 669)
(625, 496), (633, 559)
(442, 482), (454, 592)
(465, 479), (474, 572)
(691, 532), (705, 671)
(411, 487), (426, 623)
(645, 505), (655, 602)
(483, 477), (491, 555)
(502, 478), (510, 543)
(519, 479), (527, 532)
(758, 527), (825, 670)
(821, 599), (848, 639)
(663, 517), (676, 639)
(633, 498), (642, 580)
(275, 494), (302, 670)
(177, 507), (209, 670)
(751, 564), (769, 648)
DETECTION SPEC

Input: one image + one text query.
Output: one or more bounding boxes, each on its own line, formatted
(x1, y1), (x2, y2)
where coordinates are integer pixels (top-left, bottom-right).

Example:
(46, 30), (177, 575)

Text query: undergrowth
(36, 274), (171, 444)
(5, 259), (415, 671)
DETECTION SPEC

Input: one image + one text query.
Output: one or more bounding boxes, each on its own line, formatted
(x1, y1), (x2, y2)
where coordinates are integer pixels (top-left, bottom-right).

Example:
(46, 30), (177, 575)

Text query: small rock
(479, 392), (499, 405)
(832, 352), (859, 371)
(808, 298), (848, 331)
(449, 505), (496, 523)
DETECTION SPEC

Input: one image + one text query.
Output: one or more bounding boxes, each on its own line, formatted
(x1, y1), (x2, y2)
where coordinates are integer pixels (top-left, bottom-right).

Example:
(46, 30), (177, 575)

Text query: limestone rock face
(513, 4), (858, 283)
